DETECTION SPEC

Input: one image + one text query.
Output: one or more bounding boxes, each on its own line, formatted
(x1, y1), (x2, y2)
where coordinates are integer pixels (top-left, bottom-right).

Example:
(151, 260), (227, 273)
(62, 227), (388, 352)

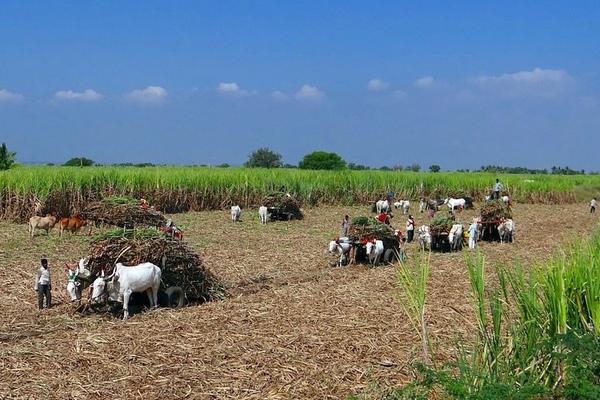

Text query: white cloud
(295, 84), (325, 102)
(54, 89), (103, 102)
(216, 82), (254, 97)
(126, 86), (168, 104)
(392, 89), (407, 99)
(0, 89), (24, 104)
(475, 68), (569, 85)
(472, 68), (573, 98)
(414, 76), (435, 89)
(271, 90), (290, 102)
(367, 79), (390, 92)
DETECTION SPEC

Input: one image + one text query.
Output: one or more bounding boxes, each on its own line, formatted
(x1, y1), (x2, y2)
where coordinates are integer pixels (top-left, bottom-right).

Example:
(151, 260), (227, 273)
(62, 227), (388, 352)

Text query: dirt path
(0, 204), (597, 399)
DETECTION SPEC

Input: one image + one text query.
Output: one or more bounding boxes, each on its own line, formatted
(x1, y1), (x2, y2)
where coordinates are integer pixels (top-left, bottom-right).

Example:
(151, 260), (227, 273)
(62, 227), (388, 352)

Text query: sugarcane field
(1, 177), (599, 398)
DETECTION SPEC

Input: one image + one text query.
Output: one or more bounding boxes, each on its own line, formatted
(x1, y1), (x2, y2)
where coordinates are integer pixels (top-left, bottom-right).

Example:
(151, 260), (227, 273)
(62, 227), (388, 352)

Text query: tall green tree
(429, 164), (441, 173)
(298, 151), (346, 170)
(0, 143), (16, 170)
(244, 147), (283, 168)
(64, 157), (95, 167)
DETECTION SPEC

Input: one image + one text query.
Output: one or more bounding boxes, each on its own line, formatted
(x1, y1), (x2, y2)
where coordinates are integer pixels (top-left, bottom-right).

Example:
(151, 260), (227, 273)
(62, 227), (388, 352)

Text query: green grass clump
(350, 216), (375, 226)
(101, 195), (138, 205)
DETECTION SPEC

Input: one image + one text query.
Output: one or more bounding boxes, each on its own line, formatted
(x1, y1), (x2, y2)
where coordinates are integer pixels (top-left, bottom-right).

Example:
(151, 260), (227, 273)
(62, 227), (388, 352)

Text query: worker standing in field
(406, 215), (415, 242)
(386, 191), (394, 206)
(468, 219), (479, 249)
(591, 198), (597, 214)
(341, 215), (350, 237)
(34, 258), (52, 310)
(493, 179), (503, 200)
(377, 211), (391, 225)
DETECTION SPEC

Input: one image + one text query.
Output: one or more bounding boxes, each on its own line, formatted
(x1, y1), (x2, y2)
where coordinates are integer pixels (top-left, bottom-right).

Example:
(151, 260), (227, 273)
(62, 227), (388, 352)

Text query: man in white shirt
(468, 220), (479, 249)
(591, 198), (597, 214)
(34, 258), (52, 309)
(406, 215), (415, 243)
(493, 179), (503, 200)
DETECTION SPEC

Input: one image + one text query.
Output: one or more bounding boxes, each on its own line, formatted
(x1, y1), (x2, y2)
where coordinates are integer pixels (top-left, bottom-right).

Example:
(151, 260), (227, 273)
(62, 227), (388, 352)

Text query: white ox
(91, 262), (162, 320)
(498, 219), (515, 244)
(417, 225), (431, 251)
(448, 224), (464, 251)
(376, 200), (390, 214)
(327, 238), (352, 266)
(28, 214), (57, 238)
(231, 205), (241, 222)
(66, 278), (80, 302)
(501, 195), (511, 204)
(444, 197), (466, 212)
(258, 206), (268, 224)
(394, 200), (410, 214)
(365, 240), (384, 266)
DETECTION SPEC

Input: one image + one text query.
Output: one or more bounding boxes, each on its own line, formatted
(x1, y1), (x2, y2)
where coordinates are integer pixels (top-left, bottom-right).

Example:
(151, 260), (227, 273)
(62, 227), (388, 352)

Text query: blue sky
(1, 1), (599, 170)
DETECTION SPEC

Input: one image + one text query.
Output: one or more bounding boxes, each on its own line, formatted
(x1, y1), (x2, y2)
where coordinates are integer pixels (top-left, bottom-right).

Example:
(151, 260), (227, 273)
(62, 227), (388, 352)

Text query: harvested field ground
(0, 203), (598, 399)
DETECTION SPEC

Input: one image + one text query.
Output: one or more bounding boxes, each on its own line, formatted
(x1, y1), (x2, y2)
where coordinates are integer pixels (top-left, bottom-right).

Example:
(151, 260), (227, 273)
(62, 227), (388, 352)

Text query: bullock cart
(262, 192), (304, 221)
(347, 216), (404, 265)
(479, 201), (513, 242)
(77, 229), (224, 317)
(429, 215), (463, 252)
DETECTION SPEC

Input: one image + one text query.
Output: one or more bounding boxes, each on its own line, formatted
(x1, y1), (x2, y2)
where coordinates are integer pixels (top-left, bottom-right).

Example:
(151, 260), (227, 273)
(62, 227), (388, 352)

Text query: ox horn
(104, 246), (132, 281)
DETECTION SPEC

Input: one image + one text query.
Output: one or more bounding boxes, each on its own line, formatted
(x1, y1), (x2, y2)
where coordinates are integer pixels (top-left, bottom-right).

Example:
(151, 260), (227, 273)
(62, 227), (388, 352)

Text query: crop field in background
(1, 203), (598, 399)
(2, 166), (599, 222)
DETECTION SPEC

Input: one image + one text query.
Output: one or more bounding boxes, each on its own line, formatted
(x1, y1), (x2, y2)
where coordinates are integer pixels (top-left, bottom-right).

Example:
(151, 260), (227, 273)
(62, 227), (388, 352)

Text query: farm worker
(493, 179), (503, 200)
(377, 212), (390, 225)
(468, 220), (479, 250)
(591, 198), (597, 214)
(34, 258), (52, 310)
(386, 191), (394, 205)
(406, 215), (415, 243)
(139, 198), (149, 210)
(448, 210), (456, 221)
(341, 215), (350, 237)
(427, 207), (435, 219)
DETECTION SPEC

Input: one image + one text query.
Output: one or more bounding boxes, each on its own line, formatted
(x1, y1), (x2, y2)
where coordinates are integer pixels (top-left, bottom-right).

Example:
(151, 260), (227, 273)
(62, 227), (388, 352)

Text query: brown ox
(59, 216), (91, 237)
(28, 214), (57, 238)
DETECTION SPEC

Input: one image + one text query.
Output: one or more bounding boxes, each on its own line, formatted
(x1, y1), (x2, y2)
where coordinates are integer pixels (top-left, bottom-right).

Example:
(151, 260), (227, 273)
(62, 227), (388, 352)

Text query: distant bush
(64, 157), (94, 167)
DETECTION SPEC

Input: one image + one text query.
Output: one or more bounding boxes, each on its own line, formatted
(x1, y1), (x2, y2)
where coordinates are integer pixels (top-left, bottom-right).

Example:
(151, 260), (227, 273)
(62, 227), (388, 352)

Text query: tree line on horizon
(0, 142), (596, 174)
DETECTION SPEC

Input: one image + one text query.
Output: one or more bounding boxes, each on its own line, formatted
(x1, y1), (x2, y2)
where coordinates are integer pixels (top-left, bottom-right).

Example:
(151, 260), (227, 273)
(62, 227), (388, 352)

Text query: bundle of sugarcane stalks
(85, 233), (225, 304)
(348, 216), (396, 242)
(262, 192), (304, 220)
(480, 200), (512, 222)
(82, 197), (166, 228)
(430, 215), (454, 235)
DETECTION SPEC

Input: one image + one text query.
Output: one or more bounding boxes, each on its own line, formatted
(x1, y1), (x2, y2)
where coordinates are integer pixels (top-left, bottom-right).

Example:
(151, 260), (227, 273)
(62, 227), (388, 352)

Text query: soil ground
(0, 203), (597, 399)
